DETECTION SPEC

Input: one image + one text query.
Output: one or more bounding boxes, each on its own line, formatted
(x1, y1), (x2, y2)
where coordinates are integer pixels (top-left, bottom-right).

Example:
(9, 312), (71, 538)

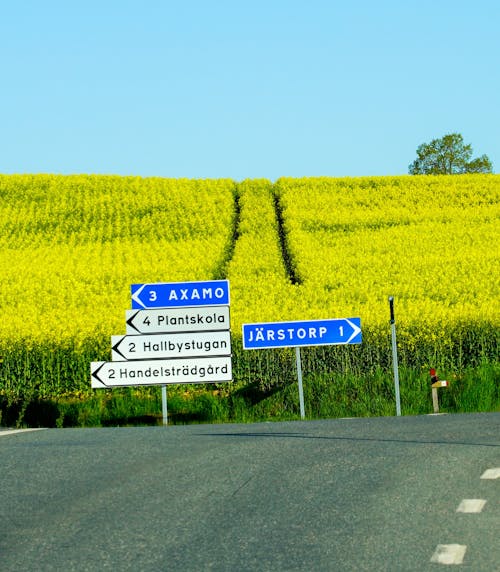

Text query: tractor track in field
(272, 187), (302, 285)
(213, 182), (242, 280)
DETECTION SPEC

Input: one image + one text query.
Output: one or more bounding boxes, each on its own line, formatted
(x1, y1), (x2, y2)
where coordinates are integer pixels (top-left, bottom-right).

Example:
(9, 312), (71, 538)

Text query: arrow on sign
(343, 318), (362, 344)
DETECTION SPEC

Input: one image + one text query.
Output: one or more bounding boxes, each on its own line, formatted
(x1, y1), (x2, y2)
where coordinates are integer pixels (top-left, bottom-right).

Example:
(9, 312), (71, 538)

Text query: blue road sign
(242, 317), (361, 349)
(131, 280), (230, 309)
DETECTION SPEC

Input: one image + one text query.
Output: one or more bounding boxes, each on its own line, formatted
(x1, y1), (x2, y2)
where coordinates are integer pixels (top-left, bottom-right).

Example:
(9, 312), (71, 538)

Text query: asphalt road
(1, 413), (499, 571)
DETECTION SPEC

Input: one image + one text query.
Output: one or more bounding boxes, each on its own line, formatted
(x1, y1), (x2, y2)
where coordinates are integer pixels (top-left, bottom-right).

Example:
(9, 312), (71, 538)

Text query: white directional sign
(92, 280), (233, 399)
(431, 380), (449, 388)
(91, 356), (233, 388)
(125, 305), (230, 335)
(111, 331), (232, 361)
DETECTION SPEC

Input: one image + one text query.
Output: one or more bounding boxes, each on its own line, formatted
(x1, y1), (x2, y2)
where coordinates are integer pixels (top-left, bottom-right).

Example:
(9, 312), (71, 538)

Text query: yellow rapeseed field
(0, 175), (236, 345)
(0, 173), (498, 400)
(275, 175), (500, 341)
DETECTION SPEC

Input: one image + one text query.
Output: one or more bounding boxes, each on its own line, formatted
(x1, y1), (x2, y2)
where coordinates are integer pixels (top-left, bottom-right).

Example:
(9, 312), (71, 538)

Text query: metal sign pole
(389, 296), (402, 416)
(432, 387), (439, 413)
(295, 347), (306, 420)
(161, 385), (168, 426)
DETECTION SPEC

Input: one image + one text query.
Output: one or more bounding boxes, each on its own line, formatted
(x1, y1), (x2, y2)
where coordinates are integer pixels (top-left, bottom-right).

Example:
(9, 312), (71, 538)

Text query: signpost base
(161, 385), (168, 426)
(295, 347), (305, 420)
(432, 387), (439, 413)
(430, 369), (448, 414)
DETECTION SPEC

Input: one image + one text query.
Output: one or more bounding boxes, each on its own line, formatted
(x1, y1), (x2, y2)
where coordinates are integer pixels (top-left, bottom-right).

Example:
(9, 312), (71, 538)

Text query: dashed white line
(0, 428), (46, 437)
(480, 468), (500, 480)
(456, 499), (487, 513)
(431, 466), (496, 565)
(430, 544), (467, 565)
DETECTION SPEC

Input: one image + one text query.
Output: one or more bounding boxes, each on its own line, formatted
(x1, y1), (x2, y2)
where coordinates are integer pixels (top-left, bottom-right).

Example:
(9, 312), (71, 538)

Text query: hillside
(0, 174), (498, 425)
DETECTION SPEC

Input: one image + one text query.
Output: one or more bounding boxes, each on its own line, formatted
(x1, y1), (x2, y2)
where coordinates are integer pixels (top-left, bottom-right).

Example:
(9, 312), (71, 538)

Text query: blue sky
(1, 0), (498, 180)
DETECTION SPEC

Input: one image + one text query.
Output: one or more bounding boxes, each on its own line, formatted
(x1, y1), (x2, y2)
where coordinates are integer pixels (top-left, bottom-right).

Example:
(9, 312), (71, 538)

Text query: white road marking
(456, 499), (487, 513)
(430, 544), (467, 565)
(480, 468), (500, 480)
(0, 428), (46, 437)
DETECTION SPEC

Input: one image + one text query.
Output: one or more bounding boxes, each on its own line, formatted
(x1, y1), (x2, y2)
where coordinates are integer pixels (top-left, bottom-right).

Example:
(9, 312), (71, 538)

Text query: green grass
(3, 361), (497, 428)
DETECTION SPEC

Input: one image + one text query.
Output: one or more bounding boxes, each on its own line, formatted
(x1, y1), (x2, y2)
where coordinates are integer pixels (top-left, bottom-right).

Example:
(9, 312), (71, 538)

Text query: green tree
(409, 133), (493, 175)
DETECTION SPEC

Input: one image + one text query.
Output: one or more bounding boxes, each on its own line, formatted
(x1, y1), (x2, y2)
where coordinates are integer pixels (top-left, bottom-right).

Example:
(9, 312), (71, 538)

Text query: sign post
(430, 369), (449, 413)
(243, 317), (361, 420)
(295, 347), (305, 419)
(389, 296), (401, 417)
(91, 280), (232, 426)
